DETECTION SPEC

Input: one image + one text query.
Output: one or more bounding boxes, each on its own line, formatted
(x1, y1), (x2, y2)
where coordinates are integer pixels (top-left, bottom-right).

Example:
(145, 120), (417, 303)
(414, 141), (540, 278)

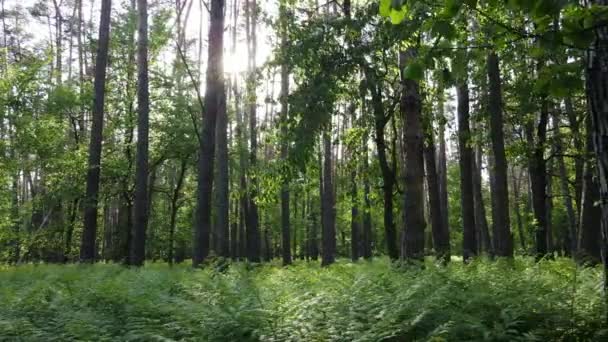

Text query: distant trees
(0, 0), (604, 273)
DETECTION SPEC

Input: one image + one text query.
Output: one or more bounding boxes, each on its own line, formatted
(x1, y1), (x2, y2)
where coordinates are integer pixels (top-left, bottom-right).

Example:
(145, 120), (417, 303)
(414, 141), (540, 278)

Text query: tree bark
(80, 0), (112, 262)
(487, 51), (513, 258)
(456, 82), (477, 261)
(400, 48), (425, 261)
(194, 0), (225, 267)
(130, 0), (150, 266)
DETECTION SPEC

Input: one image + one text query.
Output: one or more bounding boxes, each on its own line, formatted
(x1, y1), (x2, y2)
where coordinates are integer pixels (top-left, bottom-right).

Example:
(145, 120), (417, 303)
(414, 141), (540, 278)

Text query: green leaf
(403, 61), (424, 80)
(390, 7), (409, 24)
(379, 0), (391, 17)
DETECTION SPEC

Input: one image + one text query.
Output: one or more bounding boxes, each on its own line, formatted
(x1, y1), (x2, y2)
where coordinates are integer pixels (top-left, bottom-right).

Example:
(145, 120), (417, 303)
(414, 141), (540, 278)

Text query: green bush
(0, 258), (606, 341)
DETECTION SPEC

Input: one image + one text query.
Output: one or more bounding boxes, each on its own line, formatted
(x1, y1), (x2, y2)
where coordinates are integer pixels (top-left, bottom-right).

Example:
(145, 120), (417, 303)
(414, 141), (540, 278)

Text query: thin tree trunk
(279, 1), (291, 266)
(245, 0), (260, 262)
(321, 131), (336, 266)
(80, 0), (112, 262)
(473, 141), (492, 255)
(424, 118), (449, 263)
(367, 78), (398, 260)
(168, 160), (187, 265)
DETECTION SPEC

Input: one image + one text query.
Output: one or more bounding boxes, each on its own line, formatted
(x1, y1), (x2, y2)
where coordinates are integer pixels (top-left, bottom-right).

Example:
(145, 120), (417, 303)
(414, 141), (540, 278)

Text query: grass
(0, 257), (606, 341)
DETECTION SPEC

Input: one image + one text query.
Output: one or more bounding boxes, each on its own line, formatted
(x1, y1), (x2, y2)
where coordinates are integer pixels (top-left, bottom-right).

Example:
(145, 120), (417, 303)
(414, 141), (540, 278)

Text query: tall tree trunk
(245, 0), (260, 262)
(400, 48), (425, 261)
(553, 111), (577, 255)
(130, 0), (150, 266)
(437, 96), (450, 250)
(215, 68), (229, 258)
(350, 168), (359, 262)
(487, 51), (513, 258)
(456, 81), (477, 261)
(511, 168), (527, 251)
(194, 0), (225, 267)
(424, 118), (449, 263)
(565, 97), (584, 216)
(577, 113), (602, 263)
(362, 139), (373, 260)
(168, 160), (187, 266)
(80, 0), (112, 262)
(367, 79), (398, 260)
(321, 131), (336, 266)
(279, 1), (291, 266)
(473, 141), (492, 255)
(52, 0), (62, 85)
(585, 1), (608, 298)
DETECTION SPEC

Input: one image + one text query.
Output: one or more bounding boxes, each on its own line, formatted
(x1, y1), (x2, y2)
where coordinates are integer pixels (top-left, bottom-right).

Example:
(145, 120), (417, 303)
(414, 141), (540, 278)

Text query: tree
(400, 47), (425, 261)
(487, 51), (513, 258)
(279, 0), (291, 266)
(130, 0), (150, 266)
(194, 0), (225, 267)
(80, 0), (112, 263)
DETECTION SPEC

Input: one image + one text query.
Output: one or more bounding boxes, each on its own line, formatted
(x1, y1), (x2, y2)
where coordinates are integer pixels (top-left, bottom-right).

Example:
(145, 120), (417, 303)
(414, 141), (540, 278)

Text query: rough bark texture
(456, 83), (477, 261)
(586, 1), (608, 295)
(400, 48), (425, 261)
(194, 0), (224, 267)
(80, 0), (112, 262)
(487, 51), (513, 258)
(131, 0), (150, 267)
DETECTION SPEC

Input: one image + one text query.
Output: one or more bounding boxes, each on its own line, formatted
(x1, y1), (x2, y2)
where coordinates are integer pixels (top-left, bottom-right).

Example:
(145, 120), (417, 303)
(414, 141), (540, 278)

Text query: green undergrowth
(0, 257), (606, 341)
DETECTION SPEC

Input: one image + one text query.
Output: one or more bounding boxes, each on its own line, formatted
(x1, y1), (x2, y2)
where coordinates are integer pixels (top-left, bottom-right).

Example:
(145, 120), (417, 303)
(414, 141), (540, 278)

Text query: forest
(2, 0), (608, 340)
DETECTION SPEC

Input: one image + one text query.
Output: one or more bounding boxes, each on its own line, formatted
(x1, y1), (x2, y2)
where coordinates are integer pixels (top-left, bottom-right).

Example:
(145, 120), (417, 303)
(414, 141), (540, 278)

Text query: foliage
(0, 258), (606, 341)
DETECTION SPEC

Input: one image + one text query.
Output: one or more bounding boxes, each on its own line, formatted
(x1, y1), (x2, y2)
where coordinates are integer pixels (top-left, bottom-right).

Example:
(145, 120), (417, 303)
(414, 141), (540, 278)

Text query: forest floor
(0, 257), (606, 341)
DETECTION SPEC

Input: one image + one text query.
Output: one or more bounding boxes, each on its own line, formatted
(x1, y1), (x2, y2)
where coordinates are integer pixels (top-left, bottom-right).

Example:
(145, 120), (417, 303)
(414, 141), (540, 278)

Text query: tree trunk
(168, 160), (187, 265)
(424, 119), (449, 263)
(565, 97), (584, 216)
(321, 131), (336, 266)
(367, 79), (398, 260)
(511, 168), (527, 251)
(245, 0), (260, 262)
(437, 97), (450, 252)
(577, 113), (602, 263)
(362, 139), (373, 260)
(487, 51), (513, 258)
(473, 142), (492, 255)
(553, 111), (577, 255)
(80, 0), (112, 262)
(400, 48), (425, 261)
(194, 0), (225, 267)
(130, 0), (150, 266)
(215, 71), (229, 258)
(279, 1), (291, 266)
(457, 82), (477, 261)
